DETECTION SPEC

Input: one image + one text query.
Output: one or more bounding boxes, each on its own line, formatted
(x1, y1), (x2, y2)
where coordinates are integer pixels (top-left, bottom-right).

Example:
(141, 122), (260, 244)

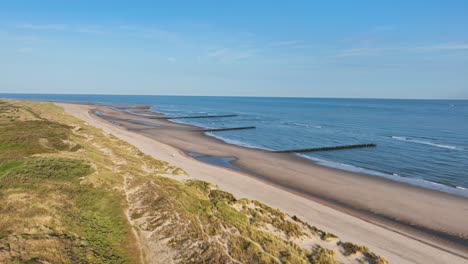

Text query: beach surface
(58, 102), (468, 264)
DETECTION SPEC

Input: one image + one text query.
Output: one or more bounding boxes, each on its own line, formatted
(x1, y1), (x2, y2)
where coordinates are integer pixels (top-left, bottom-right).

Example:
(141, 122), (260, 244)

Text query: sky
(1, 1), (467, 99)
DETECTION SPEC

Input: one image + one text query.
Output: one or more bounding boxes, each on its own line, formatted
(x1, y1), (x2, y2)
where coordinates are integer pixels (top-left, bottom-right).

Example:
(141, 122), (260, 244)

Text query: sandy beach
(58, 102), (468, 264)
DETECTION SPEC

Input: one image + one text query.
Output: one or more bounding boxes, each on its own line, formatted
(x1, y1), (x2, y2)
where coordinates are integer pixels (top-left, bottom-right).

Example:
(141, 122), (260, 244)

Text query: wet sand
(58, 102), (468, 264)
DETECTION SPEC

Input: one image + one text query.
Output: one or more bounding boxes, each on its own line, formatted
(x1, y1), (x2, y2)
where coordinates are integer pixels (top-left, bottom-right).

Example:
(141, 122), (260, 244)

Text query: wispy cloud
(268, 40), (302, 48)
(17, 22), (182, 40)
(415, 43), (468, 51)
(19, 23), (68, 30)
(207, 48), (228, 58)
(335, 42), (468, 57)
(119, 25), (178, 41)
(226, 50), (256, 61)
(18, 23), (107, 35)
(265, 40), (316, 50)
(207, 48), (255, 62)
(167, 57), (176, 63)
(334, 47), (394, 57)
(337, 62), (403, 69)
(75, 26), (106, 35)
(373, 25), (396, 32)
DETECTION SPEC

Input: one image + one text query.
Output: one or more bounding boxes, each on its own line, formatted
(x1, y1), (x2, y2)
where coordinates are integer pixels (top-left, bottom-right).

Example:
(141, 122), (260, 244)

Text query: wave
(391, 136), (460, 150)
(282, 121), (323, 129)
(204, 130), (468, 198)
(204, 132), (273, 151)
(297, 154), (468, 198)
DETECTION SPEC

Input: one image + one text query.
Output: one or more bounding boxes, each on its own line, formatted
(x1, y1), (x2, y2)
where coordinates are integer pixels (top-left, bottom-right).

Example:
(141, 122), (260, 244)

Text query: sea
(2, 94), (467, 197)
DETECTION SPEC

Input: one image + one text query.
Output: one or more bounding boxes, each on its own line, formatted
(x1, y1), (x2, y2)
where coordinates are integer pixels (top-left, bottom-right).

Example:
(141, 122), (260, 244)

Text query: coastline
(205, 127), (468, 198)
(124, 102), (468, 198)
(57, 102), (468, 264)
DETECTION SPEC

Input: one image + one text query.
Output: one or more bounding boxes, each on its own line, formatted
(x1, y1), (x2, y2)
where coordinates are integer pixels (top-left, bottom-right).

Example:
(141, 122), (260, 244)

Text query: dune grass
(0, 101), (135, 263)
(309, 246), (337, 264)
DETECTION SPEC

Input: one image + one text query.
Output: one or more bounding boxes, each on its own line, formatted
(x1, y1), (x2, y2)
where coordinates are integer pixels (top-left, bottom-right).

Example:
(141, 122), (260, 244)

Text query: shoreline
(128, 104), (468, 198)
(206, 127), (468, 198)
(99, 103), (468, 237)
(57, 102), (468, 263)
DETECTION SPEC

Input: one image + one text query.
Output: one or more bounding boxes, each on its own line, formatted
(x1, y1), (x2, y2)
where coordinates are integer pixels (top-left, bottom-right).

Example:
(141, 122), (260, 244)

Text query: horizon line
(0, 92), (467, 101)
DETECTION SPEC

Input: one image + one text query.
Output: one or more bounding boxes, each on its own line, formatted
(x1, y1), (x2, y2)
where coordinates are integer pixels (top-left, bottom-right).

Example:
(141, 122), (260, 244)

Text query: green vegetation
(157, 178), (308, 262)
(0, 157), (91, 187)
(321, 232), (338, 241)
(341, 242), (389, 264)
(68, 186), (129, 262)
(0, 120), (72, 160)
(0, 100), (388, 264)
(0, 101), (135, 263)
(309, 246), (337, 264)
(227, 235), (276, 263)
(342, 242), (369, 256)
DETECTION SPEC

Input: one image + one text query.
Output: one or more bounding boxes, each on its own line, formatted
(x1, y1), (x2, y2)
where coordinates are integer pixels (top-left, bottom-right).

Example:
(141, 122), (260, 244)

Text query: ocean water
(2, 94), (467, 196)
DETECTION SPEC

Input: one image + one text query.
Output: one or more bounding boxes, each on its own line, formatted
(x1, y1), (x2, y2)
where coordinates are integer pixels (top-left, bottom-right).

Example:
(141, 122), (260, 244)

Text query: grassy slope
(0, 101), (137, 263)
(0, 100), (388, 264)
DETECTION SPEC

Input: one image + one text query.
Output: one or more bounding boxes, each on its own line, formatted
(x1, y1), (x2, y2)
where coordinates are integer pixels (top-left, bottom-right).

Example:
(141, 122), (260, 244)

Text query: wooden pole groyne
(147, 114), (238, 120)
(274, 143), (376, 153)
(193, 126), (255, 132)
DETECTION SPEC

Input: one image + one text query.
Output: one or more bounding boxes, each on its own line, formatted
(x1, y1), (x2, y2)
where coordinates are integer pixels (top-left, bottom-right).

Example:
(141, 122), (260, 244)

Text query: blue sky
(1, 1), (467, 99)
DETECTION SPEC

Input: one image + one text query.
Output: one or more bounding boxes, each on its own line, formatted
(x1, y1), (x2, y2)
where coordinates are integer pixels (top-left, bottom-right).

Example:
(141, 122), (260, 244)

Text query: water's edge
(126, 106), (468, 198)
(105, 104), (468, 198)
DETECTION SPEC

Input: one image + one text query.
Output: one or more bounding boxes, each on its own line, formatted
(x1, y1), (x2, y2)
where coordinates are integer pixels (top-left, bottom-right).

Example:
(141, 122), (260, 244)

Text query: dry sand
(58, 102), (468, 264)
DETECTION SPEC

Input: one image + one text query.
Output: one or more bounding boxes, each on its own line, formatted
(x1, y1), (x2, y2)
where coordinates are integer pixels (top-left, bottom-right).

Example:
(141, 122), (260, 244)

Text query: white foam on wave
(204, 132), (273, 151)
(391, 136), (460, 150)
(297, 154), (468, 198)
(169, 118), (202, 126)
(283, 122), (323, 129)
(411, 140), (458, 150)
